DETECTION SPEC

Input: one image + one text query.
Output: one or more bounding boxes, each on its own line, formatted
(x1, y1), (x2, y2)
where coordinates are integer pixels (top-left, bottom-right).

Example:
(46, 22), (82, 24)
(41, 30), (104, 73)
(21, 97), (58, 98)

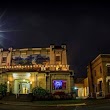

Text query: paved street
(76, 103), (110, 110)
(0, 104), (76, 110)
(1, 98), (110, 110)
(0, 103), (110, 110)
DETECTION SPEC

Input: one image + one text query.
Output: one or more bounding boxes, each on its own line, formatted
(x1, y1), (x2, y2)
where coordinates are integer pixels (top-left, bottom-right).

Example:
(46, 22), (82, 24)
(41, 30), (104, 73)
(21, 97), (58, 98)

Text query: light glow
(74, 87), (78, 90)
(0, 9), (21, 47)
(7, 81), (9, 84)
(23, 79), (25, 82)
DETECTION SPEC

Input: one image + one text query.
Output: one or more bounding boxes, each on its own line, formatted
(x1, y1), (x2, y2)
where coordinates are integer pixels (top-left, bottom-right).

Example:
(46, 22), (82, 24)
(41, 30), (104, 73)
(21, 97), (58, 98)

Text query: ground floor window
(52, 80), (66, 90)
(98, 81), (102, 91)
(108, 80), (110, 93)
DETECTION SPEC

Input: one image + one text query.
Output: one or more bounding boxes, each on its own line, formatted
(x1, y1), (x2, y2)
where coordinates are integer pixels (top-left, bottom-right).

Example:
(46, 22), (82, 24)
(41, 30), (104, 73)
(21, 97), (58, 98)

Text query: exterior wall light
(7, 81), (9, 84)
(74, 87), (78, 90)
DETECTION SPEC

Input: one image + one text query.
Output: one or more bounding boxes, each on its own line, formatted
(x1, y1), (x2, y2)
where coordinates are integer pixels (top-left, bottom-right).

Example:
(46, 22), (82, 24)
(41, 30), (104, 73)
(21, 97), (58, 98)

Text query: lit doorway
(14, 79), (30, 94)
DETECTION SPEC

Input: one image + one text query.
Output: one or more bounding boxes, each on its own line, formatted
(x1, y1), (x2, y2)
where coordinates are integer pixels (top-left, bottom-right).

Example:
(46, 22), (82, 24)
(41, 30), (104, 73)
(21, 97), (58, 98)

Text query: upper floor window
(55, 56), (61, 62)
(107, 67), (110, 73)
(100, 66), (102, 73)
(2, 57), (7, 63)
(94, 70), (96, 76)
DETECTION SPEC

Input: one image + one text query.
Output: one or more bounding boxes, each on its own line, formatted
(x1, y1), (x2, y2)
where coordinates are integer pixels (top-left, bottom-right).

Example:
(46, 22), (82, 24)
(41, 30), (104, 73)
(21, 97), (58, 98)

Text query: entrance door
(21, 82), (30, 94)
(14, 79), (30, 94)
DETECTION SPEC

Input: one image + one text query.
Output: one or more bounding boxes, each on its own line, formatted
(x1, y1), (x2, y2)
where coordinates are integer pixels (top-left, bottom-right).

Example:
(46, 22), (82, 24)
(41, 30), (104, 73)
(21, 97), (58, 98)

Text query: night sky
(0, 2), (110, 77)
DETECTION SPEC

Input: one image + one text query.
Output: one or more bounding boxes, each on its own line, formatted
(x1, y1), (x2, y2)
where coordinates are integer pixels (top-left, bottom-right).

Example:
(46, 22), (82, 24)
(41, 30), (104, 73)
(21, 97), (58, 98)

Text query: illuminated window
(2, 57), (7, 63)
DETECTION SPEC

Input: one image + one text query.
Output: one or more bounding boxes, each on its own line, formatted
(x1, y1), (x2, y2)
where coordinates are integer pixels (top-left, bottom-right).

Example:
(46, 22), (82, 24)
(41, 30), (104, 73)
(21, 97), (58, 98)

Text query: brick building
(87, 54), (110, 98)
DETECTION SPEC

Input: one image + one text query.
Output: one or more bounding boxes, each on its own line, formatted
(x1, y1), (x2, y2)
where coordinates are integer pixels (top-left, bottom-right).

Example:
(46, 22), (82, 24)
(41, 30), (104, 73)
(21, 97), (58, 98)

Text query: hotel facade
(87, 54), (110, 98)
(0, 44), (74, 95)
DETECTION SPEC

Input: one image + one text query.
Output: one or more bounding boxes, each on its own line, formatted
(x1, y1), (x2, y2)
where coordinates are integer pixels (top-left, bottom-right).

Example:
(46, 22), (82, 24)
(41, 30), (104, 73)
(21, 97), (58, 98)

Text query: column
(46, 72), (50, 92)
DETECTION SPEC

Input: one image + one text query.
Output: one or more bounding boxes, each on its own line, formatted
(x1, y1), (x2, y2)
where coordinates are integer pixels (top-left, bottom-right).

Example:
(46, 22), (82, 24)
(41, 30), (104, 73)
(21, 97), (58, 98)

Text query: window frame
(2, 57), (7, 63)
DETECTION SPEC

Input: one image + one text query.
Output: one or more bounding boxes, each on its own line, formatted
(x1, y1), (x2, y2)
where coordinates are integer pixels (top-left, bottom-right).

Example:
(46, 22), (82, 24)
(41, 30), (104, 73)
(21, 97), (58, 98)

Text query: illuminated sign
(13, 73), (31, 79)
(52, 80), (66, 90)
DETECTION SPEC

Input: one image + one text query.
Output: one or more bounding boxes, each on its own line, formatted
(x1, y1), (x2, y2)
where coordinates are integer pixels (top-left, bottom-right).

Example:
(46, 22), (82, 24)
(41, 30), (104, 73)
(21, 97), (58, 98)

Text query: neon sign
(52, 80), (66, 90)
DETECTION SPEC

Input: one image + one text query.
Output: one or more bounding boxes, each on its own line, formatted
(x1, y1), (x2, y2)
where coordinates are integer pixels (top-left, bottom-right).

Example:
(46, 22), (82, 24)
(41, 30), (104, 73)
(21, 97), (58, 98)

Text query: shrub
(53, 92), (74, 100)
(0, 83), (7, 97)
(53, 91), (66, 100)
(32, 87), (49, 100)
(53, 91), (65, 95)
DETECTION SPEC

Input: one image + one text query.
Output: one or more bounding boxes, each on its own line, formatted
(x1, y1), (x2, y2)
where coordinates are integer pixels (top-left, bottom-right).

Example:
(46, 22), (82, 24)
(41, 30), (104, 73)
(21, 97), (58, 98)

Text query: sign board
(13, 73), (31, 79)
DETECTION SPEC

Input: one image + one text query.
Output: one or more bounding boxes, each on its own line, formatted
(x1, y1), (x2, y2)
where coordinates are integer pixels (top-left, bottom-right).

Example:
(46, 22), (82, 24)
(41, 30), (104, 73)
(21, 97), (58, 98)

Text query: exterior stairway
(1, 94), (33, 102)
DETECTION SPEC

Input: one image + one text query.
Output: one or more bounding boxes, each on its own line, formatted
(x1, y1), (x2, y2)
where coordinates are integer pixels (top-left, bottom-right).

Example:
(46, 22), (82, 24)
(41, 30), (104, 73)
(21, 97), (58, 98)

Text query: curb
(57, 103), (86, 106)
(0, 102), (86, 107)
